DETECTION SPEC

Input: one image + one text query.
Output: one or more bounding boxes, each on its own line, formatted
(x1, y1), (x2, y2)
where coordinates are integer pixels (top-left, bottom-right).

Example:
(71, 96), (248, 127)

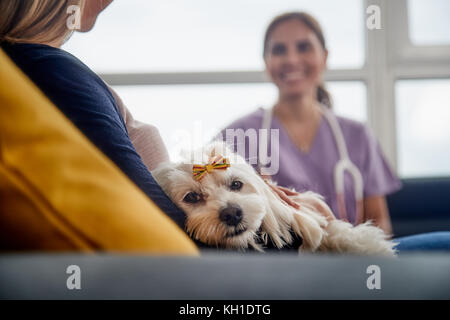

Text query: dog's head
(152, 142), (283, 249)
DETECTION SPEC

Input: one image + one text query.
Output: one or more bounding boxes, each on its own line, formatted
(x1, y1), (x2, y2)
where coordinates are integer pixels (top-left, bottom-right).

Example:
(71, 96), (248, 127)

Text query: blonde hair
(263, 12), (332, 108)
(0, 0), (83, 45)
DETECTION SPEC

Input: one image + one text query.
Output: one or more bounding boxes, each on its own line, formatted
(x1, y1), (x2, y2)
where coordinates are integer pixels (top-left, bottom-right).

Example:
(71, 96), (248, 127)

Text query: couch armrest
(387, 177), (450, 237)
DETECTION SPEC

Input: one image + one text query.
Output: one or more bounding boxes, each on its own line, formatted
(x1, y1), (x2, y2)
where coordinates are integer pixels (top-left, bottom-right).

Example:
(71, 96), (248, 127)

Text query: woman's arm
(363, 195), (393, 236)
(13, 51), (187, 229)
(356, 123), (400, 237)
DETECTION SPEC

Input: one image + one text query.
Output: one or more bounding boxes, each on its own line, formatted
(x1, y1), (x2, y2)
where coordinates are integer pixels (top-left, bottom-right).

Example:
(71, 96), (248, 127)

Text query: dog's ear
(290, 206), (327, 251)
(151, 162), (173, 186)
(205, 140), (233, 159)
(179, 141), (233, 165)
(259, 180), (327, 251)
(206, 140), (250, 166)
(151, 162), (183, 193)
(257, 179), (295, 248)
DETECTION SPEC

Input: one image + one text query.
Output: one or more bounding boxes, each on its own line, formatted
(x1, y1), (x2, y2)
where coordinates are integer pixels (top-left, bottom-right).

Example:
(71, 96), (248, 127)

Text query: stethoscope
(259, 104), (364, 224)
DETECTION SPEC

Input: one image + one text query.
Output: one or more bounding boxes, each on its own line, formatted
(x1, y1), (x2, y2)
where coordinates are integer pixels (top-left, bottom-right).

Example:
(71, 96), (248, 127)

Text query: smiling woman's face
(264, 19), (328, 100)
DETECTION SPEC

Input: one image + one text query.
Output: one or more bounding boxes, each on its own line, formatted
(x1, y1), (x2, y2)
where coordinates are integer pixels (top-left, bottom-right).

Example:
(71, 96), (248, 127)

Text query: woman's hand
(363, 195), (393, 236)
(265, 179), (336, 222)
(267, 182), (301, 209)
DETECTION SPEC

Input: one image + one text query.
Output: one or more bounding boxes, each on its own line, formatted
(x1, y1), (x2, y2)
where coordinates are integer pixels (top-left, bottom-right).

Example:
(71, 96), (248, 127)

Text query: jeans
(393, 232), (450, 252)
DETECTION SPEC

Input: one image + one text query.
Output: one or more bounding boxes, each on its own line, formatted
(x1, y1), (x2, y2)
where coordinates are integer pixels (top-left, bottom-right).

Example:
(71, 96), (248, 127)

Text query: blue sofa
(388, 177), (450, 237)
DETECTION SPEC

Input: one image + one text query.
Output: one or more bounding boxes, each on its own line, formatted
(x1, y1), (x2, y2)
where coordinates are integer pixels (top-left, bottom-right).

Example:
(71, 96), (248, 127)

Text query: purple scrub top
(219, 107), (402, 223)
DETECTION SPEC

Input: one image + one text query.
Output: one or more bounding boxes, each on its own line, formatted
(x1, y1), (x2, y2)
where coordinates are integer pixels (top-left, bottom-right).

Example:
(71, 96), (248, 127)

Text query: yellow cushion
(0, 49), (198, 254)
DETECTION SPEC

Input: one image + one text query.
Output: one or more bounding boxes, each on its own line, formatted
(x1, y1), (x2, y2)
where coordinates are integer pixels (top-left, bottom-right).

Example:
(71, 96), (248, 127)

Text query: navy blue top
(2, 42), (186, 229)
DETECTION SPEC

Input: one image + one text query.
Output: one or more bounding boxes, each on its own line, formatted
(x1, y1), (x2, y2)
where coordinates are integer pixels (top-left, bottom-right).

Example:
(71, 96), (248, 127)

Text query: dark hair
(263, 12), (332, 108)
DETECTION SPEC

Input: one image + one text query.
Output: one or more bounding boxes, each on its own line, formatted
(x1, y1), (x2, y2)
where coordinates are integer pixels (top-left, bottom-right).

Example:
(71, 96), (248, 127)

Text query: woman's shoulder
(335, 115), (372, 140)
(333, 115), (381, 158)
(223, 107), (265, 131)
(334, 115), (401, 195)
(2, 42), (100, 87)
(4, 42), (116, 109)
(335, 115), (366, 131)
(2, 42), (122, 127)
(3, 42), (83, 70)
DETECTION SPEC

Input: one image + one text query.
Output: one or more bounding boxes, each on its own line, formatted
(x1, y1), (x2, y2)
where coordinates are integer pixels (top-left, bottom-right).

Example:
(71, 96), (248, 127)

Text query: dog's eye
(183, 192), (201, 204)
(230, 180), (243, 191)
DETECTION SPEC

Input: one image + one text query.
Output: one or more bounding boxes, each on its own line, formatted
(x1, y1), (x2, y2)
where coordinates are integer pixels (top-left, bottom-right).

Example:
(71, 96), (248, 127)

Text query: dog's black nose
(219, 204), (243, 226)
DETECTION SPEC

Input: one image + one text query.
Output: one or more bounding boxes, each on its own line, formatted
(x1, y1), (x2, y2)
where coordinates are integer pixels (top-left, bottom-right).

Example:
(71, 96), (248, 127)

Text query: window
(113, 83), (278, 160)
(408, 0), (450, 46)
(327, 82), (366, 122)
(63, 0), (364, 72)
(113, 81), (366, 159)
(382, 0), (450, 177)
(396, 79), (450, 177)
(63, 0), (368, 162)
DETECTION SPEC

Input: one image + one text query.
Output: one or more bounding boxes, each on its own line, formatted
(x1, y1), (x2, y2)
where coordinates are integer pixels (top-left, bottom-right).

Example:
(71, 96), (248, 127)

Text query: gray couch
(0, 252), (450, 299)
(1, 177), (449, 300)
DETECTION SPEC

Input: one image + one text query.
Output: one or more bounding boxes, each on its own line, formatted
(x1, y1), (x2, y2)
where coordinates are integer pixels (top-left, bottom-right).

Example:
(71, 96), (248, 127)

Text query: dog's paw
(321, 220), (397, 256)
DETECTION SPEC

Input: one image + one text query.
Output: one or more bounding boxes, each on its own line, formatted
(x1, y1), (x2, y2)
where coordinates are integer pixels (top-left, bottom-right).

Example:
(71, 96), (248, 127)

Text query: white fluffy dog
(152, 143), (397, 256)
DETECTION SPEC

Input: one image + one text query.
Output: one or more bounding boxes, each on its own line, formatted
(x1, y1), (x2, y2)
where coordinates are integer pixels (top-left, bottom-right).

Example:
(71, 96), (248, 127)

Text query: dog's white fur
(152, 142), (397, 256)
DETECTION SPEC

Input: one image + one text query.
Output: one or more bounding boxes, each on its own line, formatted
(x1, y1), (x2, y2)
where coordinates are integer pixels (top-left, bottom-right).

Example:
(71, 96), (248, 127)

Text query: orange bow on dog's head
(193, 155), (230, 181)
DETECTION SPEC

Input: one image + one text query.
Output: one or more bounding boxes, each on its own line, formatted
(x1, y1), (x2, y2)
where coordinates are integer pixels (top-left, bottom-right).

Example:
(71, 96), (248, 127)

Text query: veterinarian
(220, 12), (402, 234)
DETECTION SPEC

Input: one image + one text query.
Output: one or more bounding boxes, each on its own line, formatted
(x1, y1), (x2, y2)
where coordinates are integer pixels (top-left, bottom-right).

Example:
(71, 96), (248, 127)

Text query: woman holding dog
(0, 0), (307, 238)
(0, 0), (186, 229)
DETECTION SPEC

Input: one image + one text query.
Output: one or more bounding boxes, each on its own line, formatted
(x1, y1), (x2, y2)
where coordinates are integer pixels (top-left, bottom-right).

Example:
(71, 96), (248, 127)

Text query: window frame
(366, 0), (450, 174)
